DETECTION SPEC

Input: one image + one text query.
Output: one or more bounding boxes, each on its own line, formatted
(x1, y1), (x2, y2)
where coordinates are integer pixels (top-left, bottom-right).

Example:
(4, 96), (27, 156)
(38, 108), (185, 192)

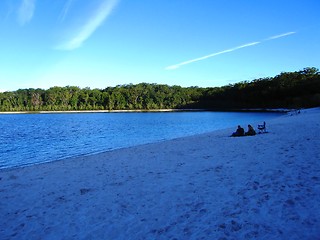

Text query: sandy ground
(1, 108), (320, 239)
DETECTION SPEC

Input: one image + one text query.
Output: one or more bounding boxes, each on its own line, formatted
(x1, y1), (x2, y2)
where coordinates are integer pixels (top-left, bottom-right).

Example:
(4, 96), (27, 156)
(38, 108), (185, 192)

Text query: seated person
(245, 124), (256, 136)
(231, 125), (245, 137)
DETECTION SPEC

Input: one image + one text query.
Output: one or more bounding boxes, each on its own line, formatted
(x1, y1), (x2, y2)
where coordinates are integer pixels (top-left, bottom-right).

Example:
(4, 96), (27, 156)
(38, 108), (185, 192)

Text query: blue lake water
(0, 111), (283, 169)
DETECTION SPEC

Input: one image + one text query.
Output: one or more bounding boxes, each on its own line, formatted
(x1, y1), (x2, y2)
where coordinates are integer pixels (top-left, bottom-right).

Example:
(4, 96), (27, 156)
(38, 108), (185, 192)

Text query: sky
(0, 0), (319, 91)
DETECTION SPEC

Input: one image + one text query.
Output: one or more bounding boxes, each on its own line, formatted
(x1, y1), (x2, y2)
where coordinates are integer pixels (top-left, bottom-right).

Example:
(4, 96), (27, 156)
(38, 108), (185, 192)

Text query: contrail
(266, 31), (296, 40)
(165, 31), (296, 70)
(165, 42), (260, 70)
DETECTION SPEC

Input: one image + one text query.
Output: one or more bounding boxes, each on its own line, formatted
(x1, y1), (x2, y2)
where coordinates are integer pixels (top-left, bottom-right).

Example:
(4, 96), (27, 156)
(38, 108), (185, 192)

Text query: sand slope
(1, 108), (320, 239)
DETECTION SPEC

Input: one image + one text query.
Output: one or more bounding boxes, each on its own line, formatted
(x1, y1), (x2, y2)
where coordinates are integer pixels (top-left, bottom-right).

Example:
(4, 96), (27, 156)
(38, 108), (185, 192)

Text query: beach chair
(258, 121), (267, 133)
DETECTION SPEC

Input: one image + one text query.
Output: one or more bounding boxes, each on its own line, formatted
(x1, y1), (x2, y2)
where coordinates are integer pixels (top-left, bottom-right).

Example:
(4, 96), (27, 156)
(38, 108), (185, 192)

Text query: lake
(0, 111), (283, 169)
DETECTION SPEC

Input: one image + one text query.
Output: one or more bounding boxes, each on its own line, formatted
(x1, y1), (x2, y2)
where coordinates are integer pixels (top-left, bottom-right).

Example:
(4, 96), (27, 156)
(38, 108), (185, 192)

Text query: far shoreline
(0, 108), (292, 114)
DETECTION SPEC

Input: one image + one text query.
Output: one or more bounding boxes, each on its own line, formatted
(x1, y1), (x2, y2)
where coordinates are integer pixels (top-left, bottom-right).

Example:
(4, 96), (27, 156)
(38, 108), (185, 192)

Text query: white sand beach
(1, 108), (319, 239)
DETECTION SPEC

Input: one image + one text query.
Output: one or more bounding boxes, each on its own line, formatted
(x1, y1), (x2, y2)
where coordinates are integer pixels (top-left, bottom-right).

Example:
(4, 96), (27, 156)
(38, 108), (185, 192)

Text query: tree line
(0, 67), (319, 111)
(0, 83), (202, 111)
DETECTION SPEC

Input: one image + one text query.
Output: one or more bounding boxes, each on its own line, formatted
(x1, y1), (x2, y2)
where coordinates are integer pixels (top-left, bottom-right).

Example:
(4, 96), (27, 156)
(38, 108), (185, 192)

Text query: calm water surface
(0, 112), (282, 169)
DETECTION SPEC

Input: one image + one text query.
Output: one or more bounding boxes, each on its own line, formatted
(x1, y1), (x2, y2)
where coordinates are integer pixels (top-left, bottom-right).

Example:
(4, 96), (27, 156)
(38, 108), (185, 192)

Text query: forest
(0, 67), (319, 111)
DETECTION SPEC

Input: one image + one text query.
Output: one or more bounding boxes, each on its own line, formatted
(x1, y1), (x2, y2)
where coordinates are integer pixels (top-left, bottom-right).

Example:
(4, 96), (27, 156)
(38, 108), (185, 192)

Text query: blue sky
(0, 0), (319, 91)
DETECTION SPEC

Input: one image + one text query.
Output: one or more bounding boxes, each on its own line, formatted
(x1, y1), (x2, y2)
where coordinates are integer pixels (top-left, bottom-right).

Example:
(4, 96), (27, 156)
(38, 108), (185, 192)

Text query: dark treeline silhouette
(189, 67), (320, 110)
(1, 67), (319, 111)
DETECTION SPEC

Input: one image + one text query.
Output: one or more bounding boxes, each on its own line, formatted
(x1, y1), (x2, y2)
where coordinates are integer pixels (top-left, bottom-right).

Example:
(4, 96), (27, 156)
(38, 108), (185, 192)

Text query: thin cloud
(58, 0), (75, 23)
(165, 31), (296, 70)
(56, 0), (119, 51)
(17, 0), (36, 26)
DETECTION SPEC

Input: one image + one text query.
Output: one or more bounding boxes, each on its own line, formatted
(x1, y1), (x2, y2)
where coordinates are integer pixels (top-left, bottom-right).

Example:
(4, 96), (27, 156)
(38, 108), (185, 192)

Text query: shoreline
(0, 124), (236, 172)
(0, 109), (203, 114)
(0, 109), (286, 170)
(0, 108), (291, 114)
(0, 110), (286, 171)
(1, 108), (319, 239)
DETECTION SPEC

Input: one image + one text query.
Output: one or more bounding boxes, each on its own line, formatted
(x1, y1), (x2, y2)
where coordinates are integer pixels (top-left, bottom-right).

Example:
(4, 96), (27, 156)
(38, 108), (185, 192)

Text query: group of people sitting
(231, 124), (256, 137)
(231, 121), (266, 137)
